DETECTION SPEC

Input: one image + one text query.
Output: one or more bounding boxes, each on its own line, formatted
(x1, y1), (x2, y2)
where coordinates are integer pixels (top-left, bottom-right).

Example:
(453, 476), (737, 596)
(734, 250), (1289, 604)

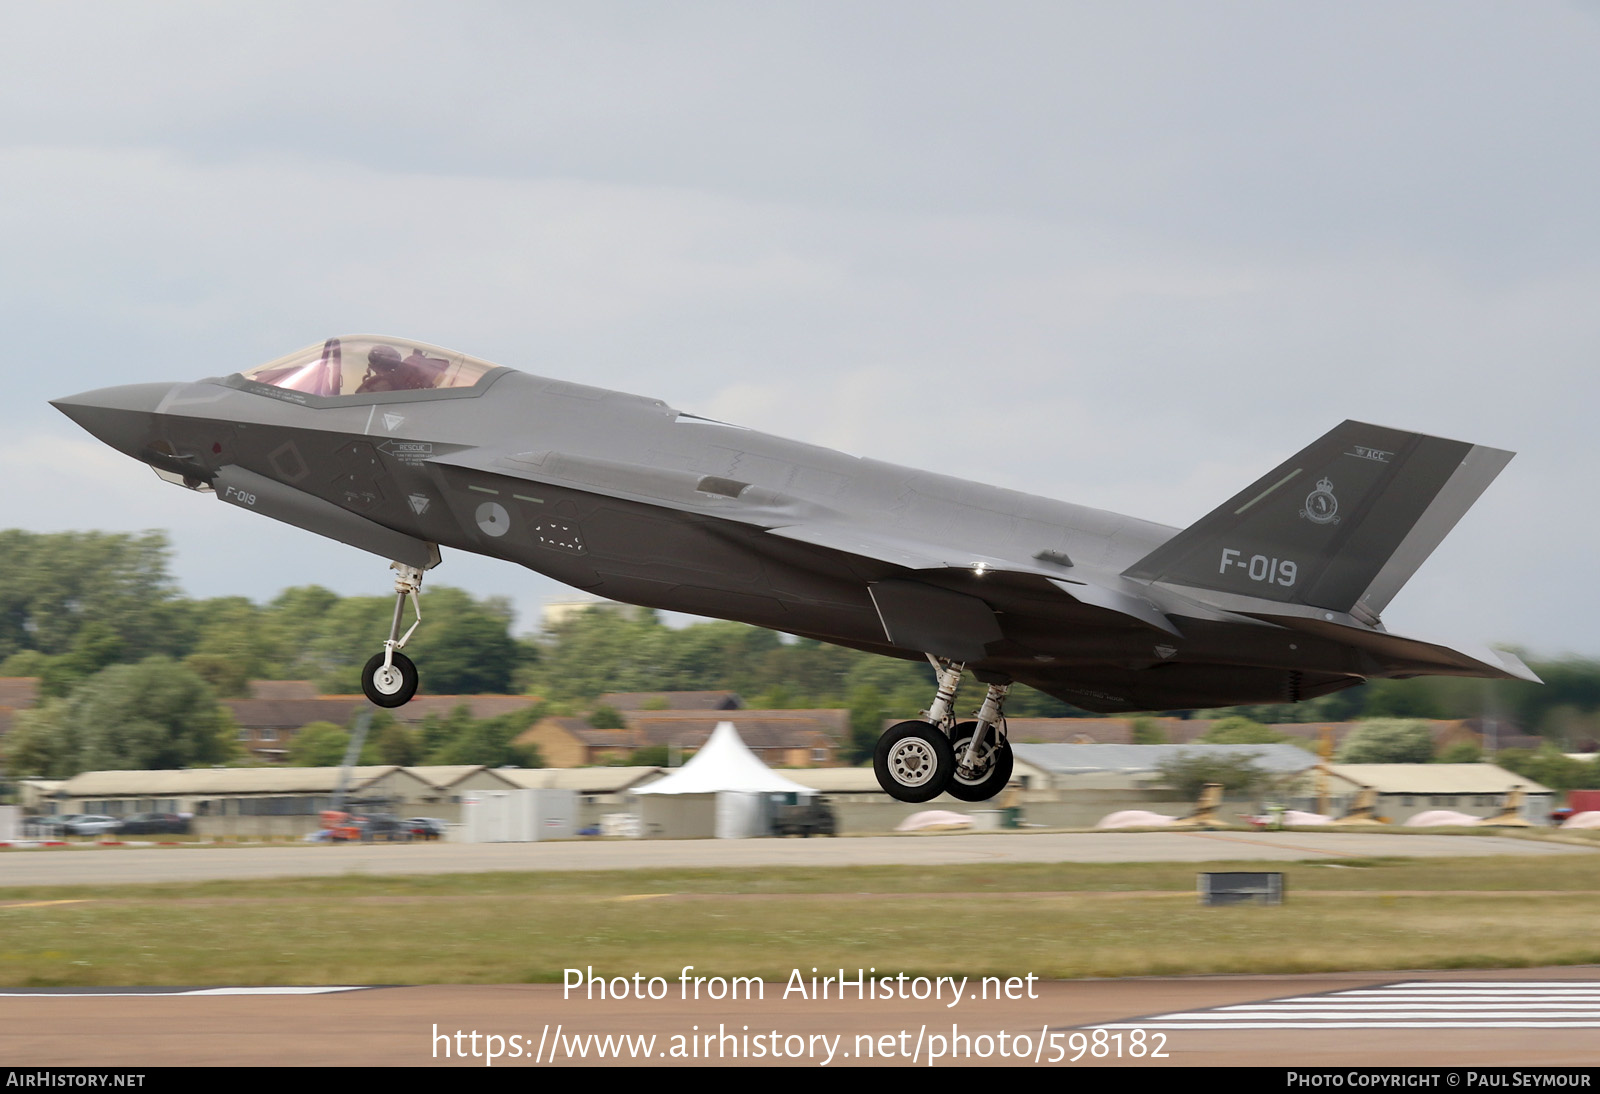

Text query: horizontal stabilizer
(1245, 609), (1541, 683)
(1124, 421), (1512, 619)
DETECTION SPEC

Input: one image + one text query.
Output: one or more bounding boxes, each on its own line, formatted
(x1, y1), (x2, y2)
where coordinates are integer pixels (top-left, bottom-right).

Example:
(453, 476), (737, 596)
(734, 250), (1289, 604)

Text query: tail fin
(1123, 421), (1512, 621)
(1479, 786), (1533, 828)
(1177, 782), (1224, 827)
(1332, 785), (1383, 826)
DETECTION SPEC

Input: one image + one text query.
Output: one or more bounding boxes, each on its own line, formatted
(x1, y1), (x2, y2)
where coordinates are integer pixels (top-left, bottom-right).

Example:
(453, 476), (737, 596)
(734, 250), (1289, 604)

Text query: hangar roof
(1326, 763), (1551, 794)
(60, 766), (406, 796)
(492, 767), (664, 793)
(1011, 743), (1318, 776)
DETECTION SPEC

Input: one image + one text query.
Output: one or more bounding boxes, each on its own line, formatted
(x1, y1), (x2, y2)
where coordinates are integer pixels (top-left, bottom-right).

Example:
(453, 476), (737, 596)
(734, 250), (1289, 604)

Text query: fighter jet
(53, 335), (1537, 803)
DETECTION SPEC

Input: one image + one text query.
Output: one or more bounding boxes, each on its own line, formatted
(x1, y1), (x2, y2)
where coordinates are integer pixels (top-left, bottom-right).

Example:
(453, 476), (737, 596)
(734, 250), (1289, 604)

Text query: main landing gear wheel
(362, 651), (417, 707)
(874, 721), (956, 803)
(945, 720), (1014, 802)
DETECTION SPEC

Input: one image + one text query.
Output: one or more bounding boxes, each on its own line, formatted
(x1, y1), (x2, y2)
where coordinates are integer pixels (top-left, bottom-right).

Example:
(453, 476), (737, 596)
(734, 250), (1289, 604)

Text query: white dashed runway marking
(1099, 981), (1600, 1029)
(0, 986), (371, 997)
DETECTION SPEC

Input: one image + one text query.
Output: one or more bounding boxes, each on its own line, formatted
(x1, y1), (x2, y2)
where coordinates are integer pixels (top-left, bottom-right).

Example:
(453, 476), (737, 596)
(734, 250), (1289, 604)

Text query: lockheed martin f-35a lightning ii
(53, 336), (1536, 803)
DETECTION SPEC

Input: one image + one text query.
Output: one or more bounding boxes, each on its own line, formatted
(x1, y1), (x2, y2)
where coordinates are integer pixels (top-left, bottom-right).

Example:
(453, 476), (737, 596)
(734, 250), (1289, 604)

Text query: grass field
(3, 853), (1600, 987)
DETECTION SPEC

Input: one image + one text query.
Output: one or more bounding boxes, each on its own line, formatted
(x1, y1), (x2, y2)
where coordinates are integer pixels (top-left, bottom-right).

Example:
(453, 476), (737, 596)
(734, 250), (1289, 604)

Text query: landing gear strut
(362, 562), (424, 708)
(872, 658), (1013, 803)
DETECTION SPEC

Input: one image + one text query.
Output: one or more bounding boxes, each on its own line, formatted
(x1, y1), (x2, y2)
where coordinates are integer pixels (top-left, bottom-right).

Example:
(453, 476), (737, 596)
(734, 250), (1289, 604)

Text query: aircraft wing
(427, 447), (1250, 642)
(430, 446), (1058, 572)
(765, 522), (1038, 574)
(423, 446), (836, 526)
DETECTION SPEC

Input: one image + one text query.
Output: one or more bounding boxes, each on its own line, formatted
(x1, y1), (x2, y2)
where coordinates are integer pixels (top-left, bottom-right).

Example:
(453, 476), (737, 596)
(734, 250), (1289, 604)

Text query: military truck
(773, 799), (837, 838)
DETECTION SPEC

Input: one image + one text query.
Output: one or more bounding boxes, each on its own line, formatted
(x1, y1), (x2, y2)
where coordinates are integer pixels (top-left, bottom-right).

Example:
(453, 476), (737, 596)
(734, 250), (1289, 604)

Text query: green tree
(587, 705), (626, 729)
(527, 608), (677, 700)
(3, 699), (77, 778)
(751, 684), (801, 710)
(846, 684), (890, 764)
(627, 745), (670, 766)
(372, 721), (420, 766)
(1337, 719), (1435, 764)
(425, 705), (543, 767)
(419, 704), (479, 760)
(0, 650), (49, 677)
(1495, 745), (1600, 792)
(288, 721), (351, 767)
(260, 585), (343, 680)
(182, 652), (253, 698)
(410, 587), (524, 694)
(840, 656), (933, 718)
(1435, 740), (1484, 764)
(179, 596), (275, 684)
(412, 703), (545, 767)
(38, 621), (125, 699)
(1362, 680), (1447, 719)
(1155, 751), (1270, 801)
(0, 530), (185, 663)
(1200, 716), (1287, 745)
(66, 658), (237, 772)
(1130, 716), (1167, 744)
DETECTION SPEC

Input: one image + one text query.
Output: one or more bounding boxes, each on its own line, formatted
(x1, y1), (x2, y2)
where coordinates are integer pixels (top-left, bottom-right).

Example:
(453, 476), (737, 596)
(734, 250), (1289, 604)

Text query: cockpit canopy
(238, 336), (500, 398)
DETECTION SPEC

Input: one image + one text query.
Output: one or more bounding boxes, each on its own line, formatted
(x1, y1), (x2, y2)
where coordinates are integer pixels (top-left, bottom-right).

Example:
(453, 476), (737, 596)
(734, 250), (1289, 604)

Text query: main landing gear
(362, 562), (424, 707)
(873, 657), (1013, 803)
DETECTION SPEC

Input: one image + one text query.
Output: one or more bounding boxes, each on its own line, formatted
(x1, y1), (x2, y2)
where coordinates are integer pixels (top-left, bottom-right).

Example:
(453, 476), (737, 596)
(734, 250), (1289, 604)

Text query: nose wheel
(362, 650), (418, 707)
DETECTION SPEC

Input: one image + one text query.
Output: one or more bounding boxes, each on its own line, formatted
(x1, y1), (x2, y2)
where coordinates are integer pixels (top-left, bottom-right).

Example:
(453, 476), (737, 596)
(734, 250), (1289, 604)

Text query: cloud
(5, 3), (1597, 656)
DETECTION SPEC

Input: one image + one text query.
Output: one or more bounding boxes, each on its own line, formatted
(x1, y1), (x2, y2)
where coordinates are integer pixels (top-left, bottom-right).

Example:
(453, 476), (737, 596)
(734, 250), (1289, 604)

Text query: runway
(6, 832), (1596, 1068)
(3, 829), (1594, 887)
(5, 970), (1599, 1067)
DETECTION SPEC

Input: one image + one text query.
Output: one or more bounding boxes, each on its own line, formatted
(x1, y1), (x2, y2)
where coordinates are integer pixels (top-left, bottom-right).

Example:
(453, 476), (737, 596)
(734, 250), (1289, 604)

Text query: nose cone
(51, 382), (177, 458)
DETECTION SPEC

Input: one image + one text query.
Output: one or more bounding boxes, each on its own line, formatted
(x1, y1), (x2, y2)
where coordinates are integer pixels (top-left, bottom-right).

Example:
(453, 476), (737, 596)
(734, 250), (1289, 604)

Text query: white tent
(631, 722), (815, 838)
(633, 722), (817, 796)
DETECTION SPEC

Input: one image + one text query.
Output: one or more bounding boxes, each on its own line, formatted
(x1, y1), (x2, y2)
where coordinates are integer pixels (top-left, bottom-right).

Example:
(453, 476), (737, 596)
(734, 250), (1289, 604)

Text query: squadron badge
(1301, 477), (1340, 524)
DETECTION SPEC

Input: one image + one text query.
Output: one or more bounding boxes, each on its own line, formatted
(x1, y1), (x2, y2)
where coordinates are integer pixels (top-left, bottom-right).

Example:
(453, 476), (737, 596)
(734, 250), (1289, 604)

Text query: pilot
(356, 345), (409, 393)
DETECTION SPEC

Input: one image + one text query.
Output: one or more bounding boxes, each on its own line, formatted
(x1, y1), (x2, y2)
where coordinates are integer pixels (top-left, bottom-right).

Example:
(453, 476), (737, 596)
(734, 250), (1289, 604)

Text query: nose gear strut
(361, 561), (424, 707)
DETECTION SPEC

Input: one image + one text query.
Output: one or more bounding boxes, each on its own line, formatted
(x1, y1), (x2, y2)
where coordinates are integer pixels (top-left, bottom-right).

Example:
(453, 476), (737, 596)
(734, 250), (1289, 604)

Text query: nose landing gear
(362, 562), (424, 708)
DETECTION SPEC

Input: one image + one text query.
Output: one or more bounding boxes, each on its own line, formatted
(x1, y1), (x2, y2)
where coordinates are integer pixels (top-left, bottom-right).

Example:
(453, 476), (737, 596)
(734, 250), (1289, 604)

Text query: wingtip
(1491, 648), (1541, 684)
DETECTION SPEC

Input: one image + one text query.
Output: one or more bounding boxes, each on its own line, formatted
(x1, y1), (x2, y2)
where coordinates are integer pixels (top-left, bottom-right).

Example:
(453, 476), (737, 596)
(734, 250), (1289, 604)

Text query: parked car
(355, 813), (411, 842)
(403, 817), (447, 841)
(21, 815), (70, 837)
(64, 815), (123, 837)
(119, 813), (192, 835)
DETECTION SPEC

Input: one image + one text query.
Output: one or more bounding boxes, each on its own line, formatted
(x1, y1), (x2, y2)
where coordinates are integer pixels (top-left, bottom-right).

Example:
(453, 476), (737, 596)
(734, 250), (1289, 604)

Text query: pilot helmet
(368, 345), (403, 372)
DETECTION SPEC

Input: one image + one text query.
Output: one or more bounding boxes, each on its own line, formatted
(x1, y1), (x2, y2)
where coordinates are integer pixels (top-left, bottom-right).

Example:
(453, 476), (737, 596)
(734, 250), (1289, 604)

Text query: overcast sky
(6, 2), (1598, 657)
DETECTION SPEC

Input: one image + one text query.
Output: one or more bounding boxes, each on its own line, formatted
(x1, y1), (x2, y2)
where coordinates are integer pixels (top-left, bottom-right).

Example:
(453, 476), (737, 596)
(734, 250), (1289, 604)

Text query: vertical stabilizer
(1124, 421), (1512, 620)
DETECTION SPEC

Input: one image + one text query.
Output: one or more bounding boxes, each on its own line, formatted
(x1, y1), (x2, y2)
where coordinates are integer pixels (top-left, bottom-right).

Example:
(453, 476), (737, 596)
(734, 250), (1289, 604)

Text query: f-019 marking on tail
(1123, 420), (1513, 626)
